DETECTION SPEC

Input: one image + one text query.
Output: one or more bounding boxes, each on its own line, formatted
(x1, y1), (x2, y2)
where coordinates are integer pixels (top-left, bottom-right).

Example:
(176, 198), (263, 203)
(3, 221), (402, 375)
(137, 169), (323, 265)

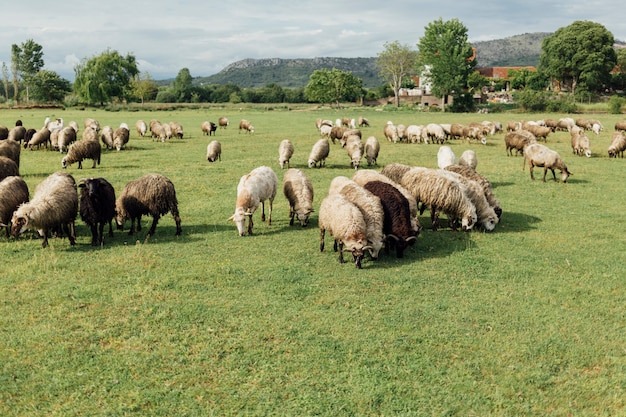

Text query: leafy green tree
(73, 49), (139, 105)
(2, 62), (9, 100)
(130, 72), (158, 104)
(171, 68), (193, 102)
(417, 18), (476, 112)
(29, 70), (71, 103)
(376, 41), (419, 107)
(10, 45), (20, 101)
(304, 68), (363, 107)
(539, 21), (616, 95)
(14, 39), (44, 102)
(467, 71), (490, 93)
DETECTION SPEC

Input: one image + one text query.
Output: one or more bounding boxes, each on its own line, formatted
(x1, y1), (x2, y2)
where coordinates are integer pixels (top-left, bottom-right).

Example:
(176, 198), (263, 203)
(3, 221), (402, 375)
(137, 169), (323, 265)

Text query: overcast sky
(2, 0), (624, 81)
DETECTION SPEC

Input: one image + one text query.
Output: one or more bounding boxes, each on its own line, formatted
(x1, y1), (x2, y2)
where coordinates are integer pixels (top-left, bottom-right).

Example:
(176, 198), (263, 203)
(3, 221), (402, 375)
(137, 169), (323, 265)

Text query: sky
(1, 0), (624, 82)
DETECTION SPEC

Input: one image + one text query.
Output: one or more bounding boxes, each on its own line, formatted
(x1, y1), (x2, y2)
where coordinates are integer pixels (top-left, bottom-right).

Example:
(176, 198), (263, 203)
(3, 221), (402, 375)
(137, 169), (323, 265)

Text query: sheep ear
(227, 215), (235, 222)
(244, 210), (253, 216)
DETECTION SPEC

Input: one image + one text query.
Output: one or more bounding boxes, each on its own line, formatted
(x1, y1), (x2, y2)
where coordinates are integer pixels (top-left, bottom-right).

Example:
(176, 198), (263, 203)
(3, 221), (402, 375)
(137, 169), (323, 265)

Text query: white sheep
(278, 139), (294, 169)
(282, 168), (314, 227)
(318, 193), (372, 269)
(608, 132), (626, 158)
(206, 140), (222, 162)
(308, 138), (330, 168)
(437, 145), (456, 169)
(364, 136), (380, 166)
(100, 126), (114, 149)
(396, 124), (407, 142)
(445, 164), (501, 219)
(136, 120), (147, 137)
(425, 123), (446, 144)
(344, 135), (364, 169)
(229, 166), (277, 236)
(458, 150), (478, 170)
(570, 132), (591, 157)
(383, 121), (399, 143)
(523, 143), (572, 183)
(406, 125), (424, 143)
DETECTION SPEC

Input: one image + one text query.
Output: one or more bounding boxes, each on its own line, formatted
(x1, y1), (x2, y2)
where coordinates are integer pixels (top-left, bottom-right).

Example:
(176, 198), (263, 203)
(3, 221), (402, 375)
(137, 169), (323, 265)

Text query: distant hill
(472, 32), (551, 67)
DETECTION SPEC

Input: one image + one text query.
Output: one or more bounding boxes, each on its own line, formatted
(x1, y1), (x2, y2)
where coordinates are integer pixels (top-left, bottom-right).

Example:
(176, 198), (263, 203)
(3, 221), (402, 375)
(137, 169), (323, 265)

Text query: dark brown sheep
(0, 156), (19, 181)
(79, 177), (116, 246)
(0, 139), (21, 168)
(0, 176), (29, 237)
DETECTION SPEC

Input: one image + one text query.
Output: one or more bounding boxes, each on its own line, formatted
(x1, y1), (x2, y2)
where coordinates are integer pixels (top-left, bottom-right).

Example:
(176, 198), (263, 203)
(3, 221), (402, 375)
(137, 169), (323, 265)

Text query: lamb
(523, 143), (572, 183)
(201, 121), (217, 136)
(136, 120), (147, 137)
(115, 173), (182, 237)
(218, 117), (229, 129)
(78, 177), (116, 246)
(570, 132), (591, 157)
(10, 171), (78, 248)
(504, 131), (536, 156)
(383, 121), (399, 143)
(437, 145), (456, 169)
(169, 122), (184, 139)
(328, 176), (385, 260)
(591, 122), (603, 135)
(0, 156), (20, 183)
(308, 138), (330, 168)
(344, 135), (364, 169)
(278, 139), (294, 169)
(282, 168), (314, 227)
(57, 126), (77, 153)
(0, 176), (29, 237)
(206, 140), (222, 162)
(318, 193), (371, 269)
(0, 139), (21, 168)
(113, 125), (130, 151)
(62, 139), (102, 169)
(27, 127), (51, 150)
(444, 165), (502, 219)
(100, 126), (114, 149)
(458, 149), (477, 170)
(357, 116), (370, 127)
(364, 136), (380, 166)
(608, 132), (626, 158)
(238, 119), (254, 134)
(7, 126), (26, 143)
(228, 166), (277, 236)
(399, 167), (477, 231)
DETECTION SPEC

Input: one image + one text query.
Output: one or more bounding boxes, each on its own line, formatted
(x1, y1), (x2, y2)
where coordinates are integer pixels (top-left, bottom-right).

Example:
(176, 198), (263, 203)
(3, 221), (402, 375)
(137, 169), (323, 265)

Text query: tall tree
(73, 49), (139, 106)
(377, 41), (419, 107)
(2, 62), (9, 100)
(539, 20), (616, 95)
(29, 70), (72, 103)
(14, 39), (44, 102)
(417, 18), (475, 112)
(171, 68), (193, 102)
(129, 72), (159, 104)
(304, 68), (363, 107)
(10, 45), (20, 101)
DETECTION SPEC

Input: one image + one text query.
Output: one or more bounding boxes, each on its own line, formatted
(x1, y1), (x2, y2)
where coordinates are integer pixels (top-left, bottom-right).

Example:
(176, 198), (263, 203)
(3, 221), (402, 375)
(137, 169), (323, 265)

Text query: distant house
(477, 66), (537, 91)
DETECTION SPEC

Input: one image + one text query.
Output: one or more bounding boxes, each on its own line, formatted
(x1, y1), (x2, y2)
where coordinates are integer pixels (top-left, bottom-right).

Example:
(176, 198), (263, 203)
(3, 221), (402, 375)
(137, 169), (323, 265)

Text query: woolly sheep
(201, 121), (217, 136)
(383, 121), (399, 143)
(0, 139), (21, 168)
(437, 145), (456, 169)
(44, 117), (64, 133)
(150, 121), (167, 142)
(229, 166), (277, 236)
(357, 116), (370, 127)
(0, 156), (19, 182)
(78, 177), (116, 246)
(318, 193), (371, 269)
(319, 124), (333, 138)
(426, 123), (446, 144)
(329, 126), (346, 144)
(278, 139), (294, 169)
(523, 143), (571, 183)
(328, 176), (385, 260)
(380, 162), (413, 185)
(136, 120), (147, 137)
(27, 127), (51, 150)
(364, 136), (380, 166)
(406, 125), (424, 143)
(525, 125), (551, 142)
(115, 173), (182, 237)
(62, 140), (101, 170)
(570, 132), (591, 157)
(504, 131), (536, 156)
(10, 171), (78, 248)
(449, 123), (465, 140)
(458, 149), (478, 170)
(575, 118), (592, 130)
(0, 126), (7, 140)
(308, 138), (330, 168)
(84, 118), (100, 132)
(57, 126), (77, 153)
(396, 124), (407, 142)
(340, 129), (362, 147)
(113, 126), (130, 151)
(0, 176), (29, 236)
(7, 126), (26, 143)
(445, 165), (502, 219)
(206, 140), (222, 162)
(608, 132), (626, 158)
(556, 117), (576, 132)
(238, 119), (254, 134)
(345, 135), (364, 169)
(218, 117), (229, 129)
(100, 126), (114, 149)
(169, 122), (184, 139)
(591, 122), (603, 135)
(282, 168), (314, 227)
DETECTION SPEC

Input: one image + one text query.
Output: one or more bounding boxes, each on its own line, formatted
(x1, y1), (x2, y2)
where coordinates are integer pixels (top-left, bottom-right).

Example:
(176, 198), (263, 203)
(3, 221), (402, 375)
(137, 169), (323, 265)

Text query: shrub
(608, 95), (625, 114)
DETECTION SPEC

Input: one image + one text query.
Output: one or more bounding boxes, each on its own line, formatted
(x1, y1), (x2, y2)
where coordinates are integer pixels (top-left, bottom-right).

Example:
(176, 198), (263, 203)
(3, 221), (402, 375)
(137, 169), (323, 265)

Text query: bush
(513, 90), (547, 112)
(608, 95), (625, 114)
(546, 96), (577, 113)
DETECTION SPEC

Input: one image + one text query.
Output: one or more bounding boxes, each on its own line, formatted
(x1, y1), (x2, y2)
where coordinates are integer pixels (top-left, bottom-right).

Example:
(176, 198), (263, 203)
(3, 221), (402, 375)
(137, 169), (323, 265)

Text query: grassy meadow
(1, 105), (626, 416)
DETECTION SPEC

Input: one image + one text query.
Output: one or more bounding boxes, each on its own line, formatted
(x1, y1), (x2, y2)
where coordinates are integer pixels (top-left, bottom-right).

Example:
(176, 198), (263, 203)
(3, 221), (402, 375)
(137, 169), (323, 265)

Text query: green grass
(1, 106), (626, 416)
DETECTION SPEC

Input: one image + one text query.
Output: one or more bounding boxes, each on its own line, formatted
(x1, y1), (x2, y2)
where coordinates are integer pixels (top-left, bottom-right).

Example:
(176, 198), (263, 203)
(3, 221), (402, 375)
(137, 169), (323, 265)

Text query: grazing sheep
(525, 125), (552, 142)
(115, 173), (182, 237)
(329, 126), (346, 144)
(78, 177), (116, 246)
(169, 122), (184, 139)
(437, 145), (456, 169)
(504, 131), (536, 156)
(44, 117), (64, 133)
(318, 193), (371, 269)
(62, 139), (102, 169)
(84, 118), (100, 132)
(575, 118), (592, 131)
(344, 135), (364, 169)
(380, 162), (413, 185)
(201, 121), (218, 136)
(426, 123), (446, 144)
(364, 136), (380, 166)
(0, 126), (8, 140)
(399, 167), (477, 232)
(282, 168), (314, 227)
(458, 149), (478, 170)
(556, 117), (576, 132)
(0, 139), (21, 168)
(363, 180), (418, 258)
(570, 132), (591, 157)
(57, 126), (77, 153)
(383, 121), (399, 143)
(523, 143), (572, 183)
(319, 124), (333, 138)
(0, 176), (29, 236)
(22, 129), (36, 149)
(150, 121), (167, 142)
(27, 127), (51, 150)
(406, 125), (424, 143)
(218, 117), (229, 129)
(206, 140), (222, 162)
(7, 126), (26, 143)
(0, 156), (20, 183)
(396, 124), (407, 142)
(608, 132), (626, 158)
(100, 126), (114, 149)
(440, 170), (499, 231)
(10, 171), (78, 248)
(445, 165), (502, 219)
(329, 176), (385, 260)
(229, 166), (277, 236)
(308, 138), (330, 168)
(278, 139), (294, 169)
(358, 116), (370, 127)
(238, 119), (254, 134)
(339, 129), (362, 147)
(134, 120), (147, 137)
(591, 122), (603, 135)
(113, 126), (130, 151)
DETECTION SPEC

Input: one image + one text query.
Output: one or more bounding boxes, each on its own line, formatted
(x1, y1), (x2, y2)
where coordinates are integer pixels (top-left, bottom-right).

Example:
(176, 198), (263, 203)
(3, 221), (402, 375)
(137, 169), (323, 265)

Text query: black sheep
(79, 177), (116, 246)
(363, 180), (418, 258)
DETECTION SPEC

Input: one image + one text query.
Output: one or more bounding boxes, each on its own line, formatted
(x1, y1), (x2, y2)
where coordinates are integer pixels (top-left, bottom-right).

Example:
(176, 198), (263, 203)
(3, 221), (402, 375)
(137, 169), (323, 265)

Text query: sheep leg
(98, 222), (105, 245)
(147, 215), (160, 237)
(289, 207), (295, 226)
(430, 205), (439, 231)
(107, 220), (114, 237)
(41, 230), (49, 248)
(136, 216), (142, 232)
(267, 200), (273, 226)
(337, 241), (345, 264)
(319, 229), (325, 252)
(67, 221), (76, 245)
(78, 160), (82, 169)
(90, 224), (99, 246)
(247, 216), (254, 235)
(260, 202), (266, 222)
(529, 165), (535, 180)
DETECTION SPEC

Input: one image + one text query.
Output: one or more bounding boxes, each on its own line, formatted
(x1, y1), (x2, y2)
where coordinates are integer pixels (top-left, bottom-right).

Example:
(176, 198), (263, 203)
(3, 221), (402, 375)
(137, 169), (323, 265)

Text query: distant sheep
(0, 176), (29, 237)
(357, 116), (370, 127)
(113, 126), (130, 151)
(608, 132), (626, 158)
(425, 123), (446, 144)
(206, 140), (222, 162)
(308, 138), (330, 168)
(458, 149), (477, 170)
(84, 118), (100, 132)
(10, 171), (78, 248)
(406, 125), (424, 143)
(23, 129), (36, 149)
(57, 126), (77, 153)
(136, 120), (147, 137)
(78, 177), (116, 246)
(115, 173), (182, 237)
(201, 121), (217, 136)
(62, 140), (102, 169)
(229, 166), (277, 236)
(504, 131), (536, 156)
(0, 139), (21, 168)
(7, 126), (26, 143)
(278, 139), (294, 169)
(169, 122), (184, 139)
(282, 168), (314, 227)
(339, 129), (362, 147)
(100, 126), (114, 149)
(437, 145), (456, 169)
(570, 132), (591, 157)
(238, 119), (254, 134)
(364, 136), (380, 166)
(0, 126), (8, 140)
(218, 117), (229, 129)
(383, 121), (399, 143)
(27, 127), (51, 150)
(523, 143), (571, 183)
(329, 126), (346, 144)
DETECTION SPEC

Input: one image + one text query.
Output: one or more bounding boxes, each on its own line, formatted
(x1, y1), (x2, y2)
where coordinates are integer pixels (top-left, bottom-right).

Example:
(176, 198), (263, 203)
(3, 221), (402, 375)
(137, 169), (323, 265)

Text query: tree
(13, 39), (44, 102)
(171, 68), (193, 102)
(304, 68), (363, 107)
(376, 41), (419, 107)
(539, 21), (616, 95)
(10, 45), (20, 101)
(2, 62), (9, 100)
(417, 18), (476, 112)
(129, 72), (159, 104)
(73, 49), (139, 106)
(29, 70), (71, 103)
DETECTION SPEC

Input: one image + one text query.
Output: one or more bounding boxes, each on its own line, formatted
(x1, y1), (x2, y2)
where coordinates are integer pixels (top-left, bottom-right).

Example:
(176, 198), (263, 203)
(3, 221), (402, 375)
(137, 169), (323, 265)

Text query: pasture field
(1, 105), (626, 416)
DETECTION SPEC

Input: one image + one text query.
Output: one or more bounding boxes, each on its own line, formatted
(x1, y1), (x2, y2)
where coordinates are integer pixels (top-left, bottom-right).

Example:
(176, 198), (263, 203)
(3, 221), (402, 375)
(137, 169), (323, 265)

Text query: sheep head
(10, 213), (29, 238)
(228, 207), (248, 236)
